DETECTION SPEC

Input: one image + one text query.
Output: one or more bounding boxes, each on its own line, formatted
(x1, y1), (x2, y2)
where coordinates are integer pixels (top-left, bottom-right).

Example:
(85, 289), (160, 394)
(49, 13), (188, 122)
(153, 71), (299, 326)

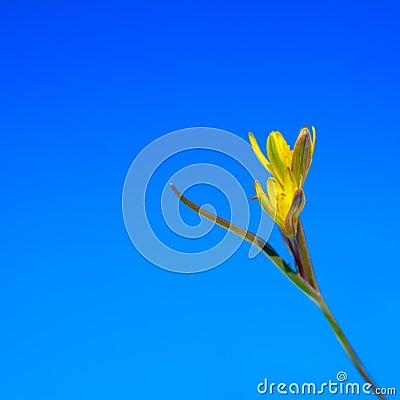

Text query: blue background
(1, 0), (399, 398)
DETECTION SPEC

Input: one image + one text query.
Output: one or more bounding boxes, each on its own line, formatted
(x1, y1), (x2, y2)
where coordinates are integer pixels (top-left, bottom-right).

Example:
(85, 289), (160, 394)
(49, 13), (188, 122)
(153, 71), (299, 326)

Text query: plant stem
(295, 220), (385, 399)
(296, 219), (319, 291)
(170, 184), (385, 400)
(313, 294), (386, 400)
(286, 235), (307, 279)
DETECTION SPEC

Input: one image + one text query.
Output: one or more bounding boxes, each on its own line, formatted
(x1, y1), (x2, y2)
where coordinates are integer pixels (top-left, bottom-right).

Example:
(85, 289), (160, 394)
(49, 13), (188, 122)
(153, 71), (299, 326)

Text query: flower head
(249, 126), (316, 237)
(249, 126), (316, 187)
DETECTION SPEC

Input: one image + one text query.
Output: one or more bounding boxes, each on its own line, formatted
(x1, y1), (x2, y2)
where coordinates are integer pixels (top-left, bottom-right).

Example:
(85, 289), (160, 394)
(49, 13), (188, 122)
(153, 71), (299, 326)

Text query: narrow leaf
(170, 183), (318, 300)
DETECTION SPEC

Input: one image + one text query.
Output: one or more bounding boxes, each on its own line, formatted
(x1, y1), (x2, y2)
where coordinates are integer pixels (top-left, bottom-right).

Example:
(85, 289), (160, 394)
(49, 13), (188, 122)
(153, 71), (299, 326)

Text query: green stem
(295, 219), (319, 292)
(312, 294), (386, 400)
(294, 221), (385, 399)
(170, 184), (385, 400)
(286, 235), (308, 279)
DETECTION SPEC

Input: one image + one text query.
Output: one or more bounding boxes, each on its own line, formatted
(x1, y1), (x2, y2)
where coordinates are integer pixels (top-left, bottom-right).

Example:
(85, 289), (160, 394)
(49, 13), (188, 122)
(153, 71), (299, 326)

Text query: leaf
(170, 183), (318, 301)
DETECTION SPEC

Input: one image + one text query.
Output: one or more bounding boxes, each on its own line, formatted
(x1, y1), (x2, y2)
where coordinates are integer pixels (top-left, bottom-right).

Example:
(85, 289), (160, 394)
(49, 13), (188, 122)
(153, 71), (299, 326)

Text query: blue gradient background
(1, 1), (399, 399)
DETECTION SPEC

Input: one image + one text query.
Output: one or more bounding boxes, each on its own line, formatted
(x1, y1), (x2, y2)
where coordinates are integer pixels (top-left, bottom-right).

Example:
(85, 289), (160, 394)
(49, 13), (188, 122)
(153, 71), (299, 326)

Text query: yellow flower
(249, 126), (316, 237)
(254, 170), (305, 237)
(249, 126), (316, 187)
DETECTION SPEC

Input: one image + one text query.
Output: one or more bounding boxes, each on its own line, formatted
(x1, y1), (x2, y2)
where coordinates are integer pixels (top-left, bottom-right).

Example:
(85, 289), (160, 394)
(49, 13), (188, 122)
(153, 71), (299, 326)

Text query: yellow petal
(254, 180), (275, 219)
(311, 126), (316, 156)
(269, 177), (288, 223)
(255, 180), (286, 229)
(248, 133), (275, 175)
(266, 177), (278, 209)
(283, 167), (298, 203)
(266, 131), (291, 183)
